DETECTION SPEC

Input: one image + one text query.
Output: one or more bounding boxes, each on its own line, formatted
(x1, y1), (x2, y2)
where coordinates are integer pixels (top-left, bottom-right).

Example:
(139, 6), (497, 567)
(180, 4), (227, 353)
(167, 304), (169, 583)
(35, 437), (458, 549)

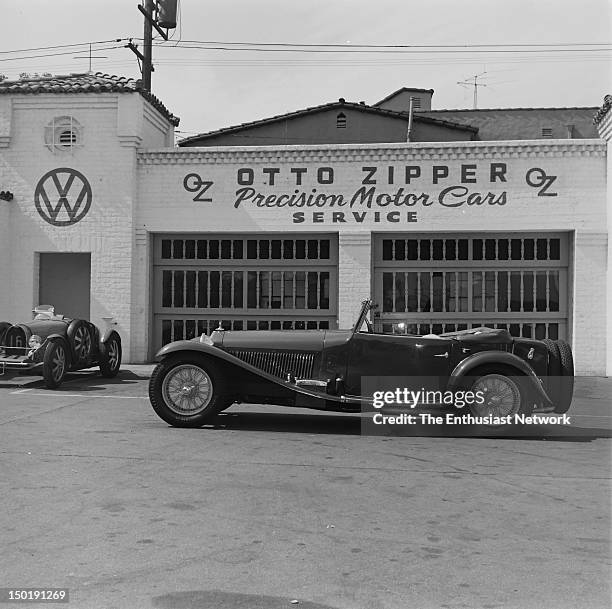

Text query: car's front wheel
(148, 355), (231, 427)
(43, 338), (67, 389)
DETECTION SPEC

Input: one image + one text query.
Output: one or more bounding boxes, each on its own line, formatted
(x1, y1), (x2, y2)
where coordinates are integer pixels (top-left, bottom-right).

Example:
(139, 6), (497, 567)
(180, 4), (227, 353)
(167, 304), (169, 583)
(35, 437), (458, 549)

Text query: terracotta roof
(0, 72), (179, 126)
(594, 95), (612, 125)
(178, 99), (476, 145)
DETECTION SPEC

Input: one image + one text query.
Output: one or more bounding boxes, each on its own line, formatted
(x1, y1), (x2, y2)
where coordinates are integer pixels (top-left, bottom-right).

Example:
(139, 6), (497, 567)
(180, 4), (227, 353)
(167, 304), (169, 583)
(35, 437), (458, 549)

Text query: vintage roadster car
(0, 305), (122, 388)
(148, 300), (574, 428)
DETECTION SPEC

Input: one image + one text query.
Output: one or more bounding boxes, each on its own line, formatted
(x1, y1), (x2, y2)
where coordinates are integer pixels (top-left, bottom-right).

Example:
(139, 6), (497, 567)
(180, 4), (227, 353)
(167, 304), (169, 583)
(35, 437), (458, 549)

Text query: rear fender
(101, 329), (120, 344)
(448, 351), (552, 405)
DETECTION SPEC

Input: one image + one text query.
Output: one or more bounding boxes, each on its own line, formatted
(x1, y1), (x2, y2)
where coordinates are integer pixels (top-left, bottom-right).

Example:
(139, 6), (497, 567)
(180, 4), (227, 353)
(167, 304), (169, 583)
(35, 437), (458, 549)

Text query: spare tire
(553, 340), (574, 414)
(543, 338), (574, 414)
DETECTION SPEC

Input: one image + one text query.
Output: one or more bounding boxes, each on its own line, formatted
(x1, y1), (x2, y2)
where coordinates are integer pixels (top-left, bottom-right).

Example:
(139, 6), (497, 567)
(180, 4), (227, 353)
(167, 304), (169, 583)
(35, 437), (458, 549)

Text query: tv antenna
(457, 71), (489, 109)
(73, 43), (107, 73)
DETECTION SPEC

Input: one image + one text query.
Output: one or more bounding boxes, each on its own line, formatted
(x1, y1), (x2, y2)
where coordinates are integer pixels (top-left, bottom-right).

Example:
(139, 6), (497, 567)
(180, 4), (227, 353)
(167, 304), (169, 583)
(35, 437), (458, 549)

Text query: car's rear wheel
(99, 333), (122, 377)
(149, 355), (231, 427)
(43, 338), (67, 389)
(463, 366), (532, 428)
(68, 320), (93, 365)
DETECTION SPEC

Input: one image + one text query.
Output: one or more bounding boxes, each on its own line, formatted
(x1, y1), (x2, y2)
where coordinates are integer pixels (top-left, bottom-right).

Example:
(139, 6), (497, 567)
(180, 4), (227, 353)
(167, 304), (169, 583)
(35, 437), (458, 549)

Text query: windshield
(352, 299), (373, 334)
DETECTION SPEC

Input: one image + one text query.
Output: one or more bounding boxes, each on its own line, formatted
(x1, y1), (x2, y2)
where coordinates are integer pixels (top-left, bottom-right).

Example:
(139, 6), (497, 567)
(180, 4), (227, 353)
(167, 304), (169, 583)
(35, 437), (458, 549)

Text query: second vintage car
(148, 300), (574, 428)
(0, 305), (122, 388)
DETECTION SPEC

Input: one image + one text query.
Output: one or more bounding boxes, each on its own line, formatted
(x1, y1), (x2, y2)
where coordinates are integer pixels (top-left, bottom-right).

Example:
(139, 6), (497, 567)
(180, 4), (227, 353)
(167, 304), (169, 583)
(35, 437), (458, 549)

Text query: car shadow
(2, 369), (145, 391)
(204, 410), (612, 442)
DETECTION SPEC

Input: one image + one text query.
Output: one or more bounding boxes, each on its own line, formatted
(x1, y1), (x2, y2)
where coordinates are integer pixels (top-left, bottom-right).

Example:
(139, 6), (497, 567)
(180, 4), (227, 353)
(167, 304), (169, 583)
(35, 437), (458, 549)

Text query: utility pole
(127, 1), (178, 92)
(143, 0), (154, 91)
(457, 72), (489, 109)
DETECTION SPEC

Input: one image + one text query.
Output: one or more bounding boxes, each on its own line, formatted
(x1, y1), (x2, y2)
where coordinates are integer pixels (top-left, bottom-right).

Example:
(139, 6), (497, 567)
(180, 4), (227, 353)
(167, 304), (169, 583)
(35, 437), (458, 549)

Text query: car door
(344, 332), (454, 397)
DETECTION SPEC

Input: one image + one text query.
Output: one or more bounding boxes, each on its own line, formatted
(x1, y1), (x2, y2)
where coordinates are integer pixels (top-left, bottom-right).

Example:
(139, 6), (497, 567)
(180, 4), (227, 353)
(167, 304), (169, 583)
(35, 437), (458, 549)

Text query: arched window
(336, 112), (347, 128)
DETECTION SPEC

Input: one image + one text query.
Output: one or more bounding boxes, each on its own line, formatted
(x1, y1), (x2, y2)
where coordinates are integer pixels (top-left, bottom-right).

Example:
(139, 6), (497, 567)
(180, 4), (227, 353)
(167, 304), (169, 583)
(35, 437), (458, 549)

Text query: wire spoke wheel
(161, 364), (214, 416)
(470, 374), (522, 418)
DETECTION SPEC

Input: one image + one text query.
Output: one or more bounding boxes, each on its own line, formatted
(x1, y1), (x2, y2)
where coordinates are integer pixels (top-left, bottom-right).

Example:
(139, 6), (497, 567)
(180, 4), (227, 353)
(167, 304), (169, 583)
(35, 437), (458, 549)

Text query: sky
(2, 0), (611, 139)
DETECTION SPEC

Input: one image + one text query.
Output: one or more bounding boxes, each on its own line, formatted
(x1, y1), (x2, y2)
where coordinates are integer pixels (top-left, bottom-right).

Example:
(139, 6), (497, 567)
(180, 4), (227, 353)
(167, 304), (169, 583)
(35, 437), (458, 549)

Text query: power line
(151, 42), (612, 54)
(154, 39), (612, 50)
(0, 39), (128, 55)
(0, 44), (126, 63)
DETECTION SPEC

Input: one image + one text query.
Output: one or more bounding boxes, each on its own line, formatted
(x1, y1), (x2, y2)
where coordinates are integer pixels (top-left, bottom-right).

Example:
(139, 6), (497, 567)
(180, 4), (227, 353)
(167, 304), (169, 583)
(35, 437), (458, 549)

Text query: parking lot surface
(1, 368), (610, 609)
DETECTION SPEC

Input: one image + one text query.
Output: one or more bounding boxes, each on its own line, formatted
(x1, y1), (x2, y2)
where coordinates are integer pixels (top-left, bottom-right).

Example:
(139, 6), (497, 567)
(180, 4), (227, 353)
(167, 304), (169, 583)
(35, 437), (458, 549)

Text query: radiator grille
(225, 349), (316, 379)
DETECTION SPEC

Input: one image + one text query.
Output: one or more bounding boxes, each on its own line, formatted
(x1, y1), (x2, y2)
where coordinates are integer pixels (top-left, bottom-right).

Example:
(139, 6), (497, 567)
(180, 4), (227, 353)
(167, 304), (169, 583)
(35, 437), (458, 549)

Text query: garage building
(0, 75), (609, 374)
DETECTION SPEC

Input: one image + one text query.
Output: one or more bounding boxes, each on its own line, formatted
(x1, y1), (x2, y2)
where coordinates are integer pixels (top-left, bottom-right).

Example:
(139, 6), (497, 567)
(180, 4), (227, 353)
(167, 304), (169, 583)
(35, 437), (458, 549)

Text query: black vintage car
(0, 305), (122, 388)
(148, 300), (574, 428)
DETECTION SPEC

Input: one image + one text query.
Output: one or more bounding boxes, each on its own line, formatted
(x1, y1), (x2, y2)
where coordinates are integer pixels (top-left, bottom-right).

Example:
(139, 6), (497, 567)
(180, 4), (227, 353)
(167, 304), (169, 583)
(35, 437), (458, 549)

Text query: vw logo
(34, 168), (92, 226)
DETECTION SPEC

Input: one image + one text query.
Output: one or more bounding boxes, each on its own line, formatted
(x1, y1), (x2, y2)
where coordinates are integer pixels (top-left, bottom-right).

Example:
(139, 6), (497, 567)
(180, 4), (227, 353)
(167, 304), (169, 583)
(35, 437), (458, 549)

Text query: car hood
(212, 329), (352, 352)
(17, 318), (70, 337)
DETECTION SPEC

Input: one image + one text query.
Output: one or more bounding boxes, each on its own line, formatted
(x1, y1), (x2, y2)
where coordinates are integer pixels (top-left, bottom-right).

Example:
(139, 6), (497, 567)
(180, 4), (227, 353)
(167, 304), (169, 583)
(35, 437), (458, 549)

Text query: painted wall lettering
(183, 173), (213, 202)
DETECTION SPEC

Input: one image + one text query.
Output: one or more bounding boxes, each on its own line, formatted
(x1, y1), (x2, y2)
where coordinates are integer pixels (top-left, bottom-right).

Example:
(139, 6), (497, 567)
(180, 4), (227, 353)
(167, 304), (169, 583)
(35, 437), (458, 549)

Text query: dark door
(39, 253), (91, 319)
(345, 332), (454, 396)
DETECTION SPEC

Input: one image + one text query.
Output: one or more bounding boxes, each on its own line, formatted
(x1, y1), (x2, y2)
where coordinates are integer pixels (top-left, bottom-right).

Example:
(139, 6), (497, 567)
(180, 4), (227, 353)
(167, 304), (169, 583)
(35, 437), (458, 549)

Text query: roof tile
(0, 72), (179, 126)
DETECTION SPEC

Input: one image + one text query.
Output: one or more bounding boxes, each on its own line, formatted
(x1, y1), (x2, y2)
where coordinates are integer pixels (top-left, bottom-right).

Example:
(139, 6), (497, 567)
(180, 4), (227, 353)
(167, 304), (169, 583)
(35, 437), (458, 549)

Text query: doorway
(39, 253), (91, 319)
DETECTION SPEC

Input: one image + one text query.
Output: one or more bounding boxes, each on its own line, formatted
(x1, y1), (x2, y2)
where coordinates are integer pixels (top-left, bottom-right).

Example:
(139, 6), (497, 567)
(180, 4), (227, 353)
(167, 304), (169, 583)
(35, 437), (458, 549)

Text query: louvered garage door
(373, 233), (569, 340)
(153, 234), (338, 349)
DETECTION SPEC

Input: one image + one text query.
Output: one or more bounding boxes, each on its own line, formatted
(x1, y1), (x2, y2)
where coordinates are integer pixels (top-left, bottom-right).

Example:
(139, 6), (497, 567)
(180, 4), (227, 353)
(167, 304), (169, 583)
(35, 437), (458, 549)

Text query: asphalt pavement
(0, 367), (610, 609)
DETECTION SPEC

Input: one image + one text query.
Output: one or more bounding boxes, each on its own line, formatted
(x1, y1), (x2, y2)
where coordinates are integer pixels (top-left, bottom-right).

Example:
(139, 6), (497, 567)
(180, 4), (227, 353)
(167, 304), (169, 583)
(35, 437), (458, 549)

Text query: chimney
(375, 88), (434, 112)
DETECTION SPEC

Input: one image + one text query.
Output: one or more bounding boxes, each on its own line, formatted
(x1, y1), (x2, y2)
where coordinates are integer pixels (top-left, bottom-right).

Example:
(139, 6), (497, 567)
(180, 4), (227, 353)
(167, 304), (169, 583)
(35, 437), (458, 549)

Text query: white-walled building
(0, 74), (609, 374)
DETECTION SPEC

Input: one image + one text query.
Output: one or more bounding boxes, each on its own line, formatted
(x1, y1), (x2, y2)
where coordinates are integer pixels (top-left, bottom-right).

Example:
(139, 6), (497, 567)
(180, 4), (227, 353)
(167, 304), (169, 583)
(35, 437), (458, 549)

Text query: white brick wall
(572, 232), (608, 374)
(1, 92), (173, 363)
(136, 142), (608, 373)
(595, 112), (612, 376)
(338, 233), (372, 329)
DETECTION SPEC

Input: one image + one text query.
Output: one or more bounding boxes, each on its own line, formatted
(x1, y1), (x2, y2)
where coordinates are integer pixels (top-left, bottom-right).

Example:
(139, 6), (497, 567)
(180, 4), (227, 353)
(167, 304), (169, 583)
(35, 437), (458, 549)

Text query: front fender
(155, 340), (358, 406)
(45, 333), (73, 367)
(447, 351), (552, 405)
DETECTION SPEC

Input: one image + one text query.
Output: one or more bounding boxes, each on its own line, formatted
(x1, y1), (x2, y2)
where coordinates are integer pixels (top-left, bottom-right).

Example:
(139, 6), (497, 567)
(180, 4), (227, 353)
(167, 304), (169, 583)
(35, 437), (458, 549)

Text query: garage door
(153, 234), (338, 348)
(373, 233), (568, 340)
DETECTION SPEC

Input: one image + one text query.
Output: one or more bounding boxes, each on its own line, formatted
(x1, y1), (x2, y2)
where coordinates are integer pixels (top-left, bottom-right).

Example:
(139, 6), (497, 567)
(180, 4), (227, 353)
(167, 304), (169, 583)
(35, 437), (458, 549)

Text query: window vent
(44, 116), (83, 152)
(410, 96), (421, 109)
(336, 112), (347, 128)
(541, 127), (553, 138)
